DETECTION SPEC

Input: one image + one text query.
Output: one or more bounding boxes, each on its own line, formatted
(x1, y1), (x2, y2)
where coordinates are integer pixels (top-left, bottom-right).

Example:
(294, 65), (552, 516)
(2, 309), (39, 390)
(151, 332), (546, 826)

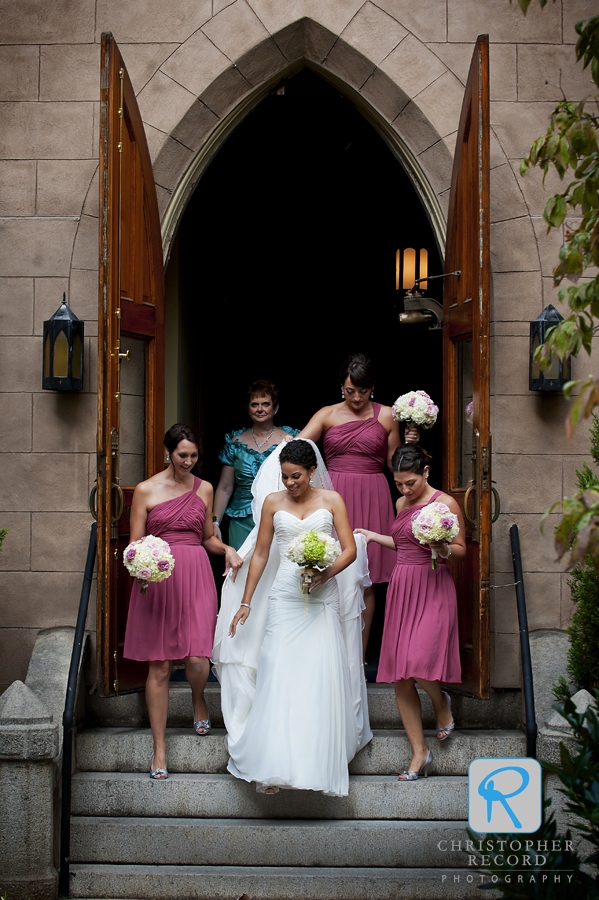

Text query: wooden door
(442, 35), (492, 699)
(96, 32), (165, 696)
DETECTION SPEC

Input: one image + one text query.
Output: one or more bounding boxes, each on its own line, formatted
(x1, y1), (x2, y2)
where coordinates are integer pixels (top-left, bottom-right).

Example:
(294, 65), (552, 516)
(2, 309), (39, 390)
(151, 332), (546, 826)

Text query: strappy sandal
(194, 718), (211, 736)
(150, 753), (168, 780)
(398, 749), (433, 781)
(436, 691), (455, 741)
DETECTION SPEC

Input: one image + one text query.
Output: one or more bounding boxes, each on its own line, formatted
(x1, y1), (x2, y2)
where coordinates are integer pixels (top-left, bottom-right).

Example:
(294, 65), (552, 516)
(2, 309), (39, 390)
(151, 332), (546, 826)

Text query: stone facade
(1, 0), (596, 690)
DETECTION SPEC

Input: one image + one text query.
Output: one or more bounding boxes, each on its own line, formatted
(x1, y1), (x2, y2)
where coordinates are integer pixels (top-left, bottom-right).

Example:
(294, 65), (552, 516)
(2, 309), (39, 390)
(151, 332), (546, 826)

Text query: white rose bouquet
(411, 502), (459, 570)
(285, 529), (341, 594)
(123, 534), (175, 594)
(392, 390), (438, 430)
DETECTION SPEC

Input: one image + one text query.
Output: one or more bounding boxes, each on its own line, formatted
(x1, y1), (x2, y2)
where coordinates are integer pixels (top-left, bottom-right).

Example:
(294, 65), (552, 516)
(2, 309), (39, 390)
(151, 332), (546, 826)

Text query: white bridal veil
(211, 438), (372, 751)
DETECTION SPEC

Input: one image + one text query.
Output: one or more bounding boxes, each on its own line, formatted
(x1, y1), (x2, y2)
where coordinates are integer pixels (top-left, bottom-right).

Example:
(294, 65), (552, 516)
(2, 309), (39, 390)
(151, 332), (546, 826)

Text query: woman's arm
(379, 406), (420, 468)
(200, 482), (243, 578)
(212, 464), (235, 540)
(353, 526), (395, 551)
(229, 496), (276, 636)
(297, 407), (331, 443)
(128, 482), (151, 542)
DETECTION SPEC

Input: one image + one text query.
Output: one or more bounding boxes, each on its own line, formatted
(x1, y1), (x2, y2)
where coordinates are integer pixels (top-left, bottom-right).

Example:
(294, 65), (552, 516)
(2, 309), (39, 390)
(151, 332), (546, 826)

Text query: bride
(212, 438), (372, 797)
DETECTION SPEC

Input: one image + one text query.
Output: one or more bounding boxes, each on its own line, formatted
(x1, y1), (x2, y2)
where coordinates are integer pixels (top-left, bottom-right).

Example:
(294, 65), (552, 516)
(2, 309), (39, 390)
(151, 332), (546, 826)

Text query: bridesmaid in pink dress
(124, 423), (242, 779)
(299, 353), (418, 659)
(356, 444), (465, 781)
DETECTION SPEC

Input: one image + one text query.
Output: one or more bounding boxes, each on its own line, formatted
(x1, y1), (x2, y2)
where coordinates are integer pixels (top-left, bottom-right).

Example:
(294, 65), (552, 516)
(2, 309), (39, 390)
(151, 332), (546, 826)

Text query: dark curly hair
(391, 443), (431, 475)
(339, 353), (375, 389)
(163, 423), (202, 470)
(246, 379), (279, 409)
(279, 439), (317, 471)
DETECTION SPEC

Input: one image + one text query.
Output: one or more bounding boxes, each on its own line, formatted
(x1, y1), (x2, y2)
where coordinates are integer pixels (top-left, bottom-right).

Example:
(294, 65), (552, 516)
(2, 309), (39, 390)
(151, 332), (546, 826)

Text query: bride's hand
(224, 546), (243, 581)
(307, 568), (331, 593)
(229, 605), (251, 636)
(354, 527), (374, 544)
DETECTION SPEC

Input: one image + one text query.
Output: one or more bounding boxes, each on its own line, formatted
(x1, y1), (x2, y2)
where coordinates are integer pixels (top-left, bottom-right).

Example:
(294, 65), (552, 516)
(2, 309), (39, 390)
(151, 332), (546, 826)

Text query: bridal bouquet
(411, 502), (459, 570)
(285, 530), (341, 594)
(465, 401), (473, 425)
(392, 390), (438, 430)
(123, 535), (175, 594)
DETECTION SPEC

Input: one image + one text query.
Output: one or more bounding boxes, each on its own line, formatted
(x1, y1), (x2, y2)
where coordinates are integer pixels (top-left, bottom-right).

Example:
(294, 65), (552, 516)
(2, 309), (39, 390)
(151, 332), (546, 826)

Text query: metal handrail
(59, 521), (97, 897)
(510, 524), (537, 759)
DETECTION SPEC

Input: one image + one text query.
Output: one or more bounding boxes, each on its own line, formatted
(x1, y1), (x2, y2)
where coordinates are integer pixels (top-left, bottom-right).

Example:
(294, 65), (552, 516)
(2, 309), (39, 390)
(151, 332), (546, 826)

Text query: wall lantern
(397, 267), (461, 331)
(42, 294), (84, 391)
(529, 304), (571, 392)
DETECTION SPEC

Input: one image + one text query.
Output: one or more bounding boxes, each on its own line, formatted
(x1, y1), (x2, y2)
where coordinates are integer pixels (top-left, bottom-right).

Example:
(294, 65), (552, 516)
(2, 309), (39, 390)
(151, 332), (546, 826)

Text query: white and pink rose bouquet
(411, 502), (459, 570)
(392, 390), (438, 430)
(123, 534), (175, 594)
(285, 530), (340, 594)
(465, 401), (473, 425)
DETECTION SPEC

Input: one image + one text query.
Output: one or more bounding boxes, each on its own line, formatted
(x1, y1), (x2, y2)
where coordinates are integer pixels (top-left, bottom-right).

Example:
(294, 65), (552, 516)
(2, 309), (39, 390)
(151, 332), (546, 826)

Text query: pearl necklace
(252, 425), (275, 450)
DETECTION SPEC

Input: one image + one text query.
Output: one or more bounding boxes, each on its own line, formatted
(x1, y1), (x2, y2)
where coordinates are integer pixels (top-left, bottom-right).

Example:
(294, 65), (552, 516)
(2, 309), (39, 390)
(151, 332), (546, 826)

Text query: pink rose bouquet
(123, 534), (175, 594)
(392, 390), (438, 430)
(411, 501), (459, 569)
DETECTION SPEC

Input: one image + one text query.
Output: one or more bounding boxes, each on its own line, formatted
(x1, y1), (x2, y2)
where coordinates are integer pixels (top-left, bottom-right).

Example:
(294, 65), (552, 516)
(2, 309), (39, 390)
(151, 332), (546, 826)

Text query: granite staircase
(68, 683), (521, 899)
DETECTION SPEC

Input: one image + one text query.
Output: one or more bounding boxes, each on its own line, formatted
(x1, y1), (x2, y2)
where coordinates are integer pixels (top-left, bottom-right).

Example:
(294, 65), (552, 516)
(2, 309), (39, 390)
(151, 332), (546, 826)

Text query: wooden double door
(94, 33), (493, 698)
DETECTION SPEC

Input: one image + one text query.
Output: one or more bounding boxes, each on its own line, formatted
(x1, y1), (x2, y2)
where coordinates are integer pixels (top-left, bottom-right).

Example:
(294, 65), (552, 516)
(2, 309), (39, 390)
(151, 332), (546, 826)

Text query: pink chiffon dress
(323, 402), (395, 584)
(123, 477), (218, 661)
(377, 490), (462, 684)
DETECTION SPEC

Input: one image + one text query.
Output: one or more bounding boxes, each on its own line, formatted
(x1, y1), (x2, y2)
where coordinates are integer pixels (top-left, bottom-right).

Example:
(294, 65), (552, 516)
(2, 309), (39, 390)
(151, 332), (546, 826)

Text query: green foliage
(552, 675), (573, 703)
(0, 528), (7, 552)
(567, 562), (599, 690)
(545, 690), (599, 861)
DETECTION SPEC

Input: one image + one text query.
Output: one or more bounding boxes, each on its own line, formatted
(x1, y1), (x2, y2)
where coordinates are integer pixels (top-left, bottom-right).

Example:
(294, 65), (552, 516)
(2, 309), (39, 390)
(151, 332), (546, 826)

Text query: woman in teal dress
(212, 380), (299, 550)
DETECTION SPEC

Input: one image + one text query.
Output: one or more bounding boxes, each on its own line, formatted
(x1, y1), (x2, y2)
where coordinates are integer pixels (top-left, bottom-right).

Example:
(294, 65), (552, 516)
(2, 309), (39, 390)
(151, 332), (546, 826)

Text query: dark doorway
(166, 67), (444, 673)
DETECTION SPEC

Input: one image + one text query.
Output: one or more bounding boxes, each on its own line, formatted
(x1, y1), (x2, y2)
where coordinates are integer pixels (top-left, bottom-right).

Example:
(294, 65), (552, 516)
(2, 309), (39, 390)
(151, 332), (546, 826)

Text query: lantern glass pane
(546, 353), (560, 380)
(120, 336), (146, 486)
(530, 332), (541, 379)
(72, 333), (82, 380)
(53, 330), (69, 377)
(44, 332), (51, 378)
(403, 248), (416, 289)
(419, 248), (428, 290)
(456, 338), (473, 489)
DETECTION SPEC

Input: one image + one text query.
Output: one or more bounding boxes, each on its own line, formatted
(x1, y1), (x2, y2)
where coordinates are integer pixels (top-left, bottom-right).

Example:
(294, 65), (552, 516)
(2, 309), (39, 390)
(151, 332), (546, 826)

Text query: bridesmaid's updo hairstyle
(339, 353), (375, 389)
(247, 379), (279, 408)
(280, 439), (317, 471)
(391, 444), (431, 475)
(163, 423), (202, 470)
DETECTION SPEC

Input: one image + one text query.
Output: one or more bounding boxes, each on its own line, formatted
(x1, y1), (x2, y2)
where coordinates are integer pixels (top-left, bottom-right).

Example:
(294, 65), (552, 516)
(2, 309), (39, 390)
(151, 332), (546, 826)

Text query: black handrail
(59, 521), (97, 898)
(510, 523), (537, 759)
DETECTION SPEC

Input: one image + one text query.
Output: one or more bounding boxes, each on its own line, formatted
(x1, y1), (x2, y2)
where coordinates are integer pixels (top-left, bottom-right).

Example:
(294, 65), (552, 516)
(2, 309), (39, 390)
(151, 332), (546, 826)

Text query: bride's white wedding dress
(212, 441), (372, 798)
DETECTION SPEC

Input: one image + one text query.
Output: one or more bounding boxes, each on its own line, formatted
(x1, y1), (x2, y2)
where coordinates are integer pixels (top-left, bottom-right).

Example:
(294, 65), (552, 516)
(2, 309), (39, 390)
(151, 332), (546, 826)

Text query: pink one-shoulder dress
(377, 490), (462, 684)
(323, 402), (395, 584)
(123, 477), (218, 661)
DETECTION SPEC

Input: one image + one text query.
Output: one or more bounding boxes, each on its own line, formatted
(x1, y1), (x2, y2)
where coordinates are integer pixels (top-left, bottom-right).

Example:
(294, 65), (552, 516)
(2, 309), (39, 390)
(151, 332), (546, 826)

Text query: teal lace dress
(218, 426), (299, 550)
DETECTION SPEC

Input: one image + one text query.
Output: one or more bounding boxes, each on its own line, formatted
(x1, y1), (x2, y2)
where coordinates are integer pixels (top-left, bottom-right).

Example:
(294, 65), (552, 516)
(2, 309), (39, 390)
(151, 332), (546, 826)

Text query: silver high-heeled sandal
(436, 691), (455, 741)
(150, 752), (168, 780)
(398, 749), (433, 781)
(194, 718), (211, 736)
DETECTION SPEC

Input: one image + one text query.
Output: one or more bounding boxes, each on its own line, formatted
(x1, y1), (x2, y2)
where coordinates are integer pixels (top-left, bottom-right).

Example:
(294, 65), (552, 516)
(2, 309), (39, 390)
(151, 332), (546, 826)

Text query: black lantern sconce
(529, 304), (571, 392)
(42, 294), (84, 391)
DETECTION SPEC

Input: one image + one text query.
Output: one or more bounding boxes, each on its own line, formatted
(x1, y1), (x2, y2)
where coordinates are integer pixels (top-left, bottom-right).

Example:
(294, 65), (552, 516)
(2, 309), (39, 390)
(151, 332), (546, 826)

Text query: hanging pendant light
(42, 294), (84, 391)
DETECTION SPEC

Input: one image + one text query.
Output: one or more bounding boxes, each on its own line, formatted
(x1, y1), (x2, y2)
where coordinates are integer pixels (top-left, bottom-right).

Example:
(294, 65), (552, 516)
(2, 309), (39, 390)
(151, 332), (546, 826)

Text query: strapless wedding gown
(224, 508), (365, 797)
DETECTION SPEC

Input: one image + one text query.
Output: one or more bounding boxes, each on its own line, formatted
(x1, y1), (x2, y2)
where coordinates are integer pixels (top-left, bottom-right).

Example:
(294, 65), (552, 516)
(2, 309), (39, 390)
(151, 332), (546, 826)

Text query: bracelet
(240, 603), (251, 612)
(440, 543), (452, 560)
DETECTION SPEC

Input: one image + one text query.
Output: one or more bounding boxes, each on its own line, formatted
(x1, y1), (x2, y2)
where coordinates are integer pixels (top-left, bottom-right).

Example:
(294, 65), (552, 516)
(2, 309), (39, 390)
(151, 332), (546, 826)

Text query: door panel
(96, 32), (165, 696)
(443, 35), (491, 699)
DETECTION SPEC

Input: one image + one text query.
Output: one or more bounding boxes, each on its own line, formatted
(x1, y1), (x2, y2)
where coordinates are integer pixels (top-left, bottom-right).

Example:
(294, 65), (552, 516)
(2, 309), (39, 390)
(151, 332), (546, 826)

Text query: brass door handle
(111, 483), (125, 523)
(491, 487), (501, 524)
(464, 486), (477, 525)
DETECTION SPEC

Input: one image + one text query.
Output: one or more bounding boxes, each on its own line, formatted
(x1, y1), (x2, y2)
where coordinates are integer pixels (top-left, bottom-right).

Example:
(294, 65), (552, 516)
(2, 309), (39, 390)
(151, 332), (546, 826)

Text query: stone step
(72, 772), (469, 820)
(70, 817), (471, 868)
(68, 864), (501, 900)
(76, 726), (525, 776)
(85, 682), (521, 730)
